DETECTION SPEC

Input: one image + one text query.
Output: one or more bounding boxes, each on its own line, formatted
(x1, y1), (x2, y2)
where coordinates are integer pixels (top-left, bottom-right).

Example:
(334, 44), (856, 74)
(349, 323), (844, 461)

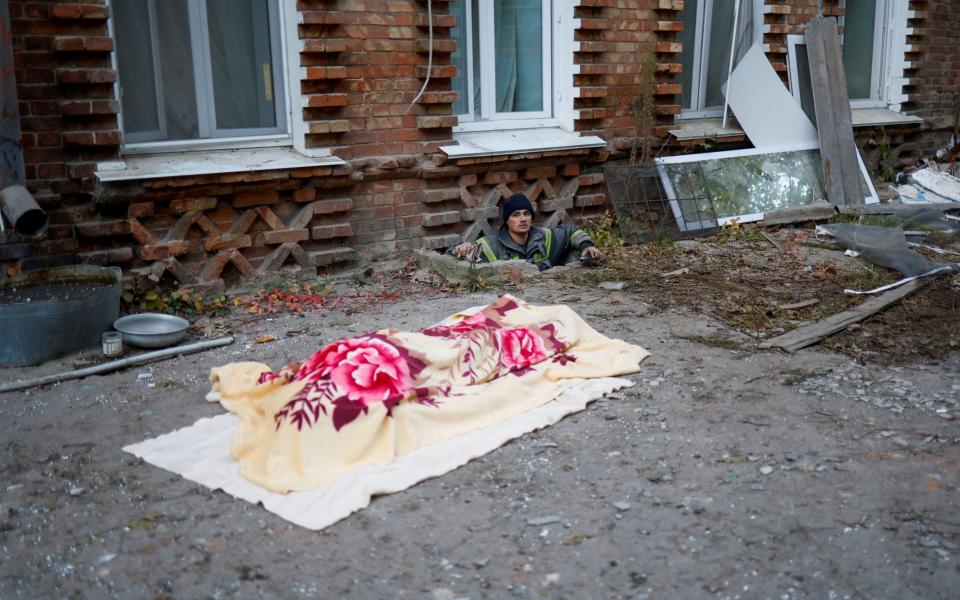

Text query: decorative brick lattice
(448, 163), (607, 244)
(115, 184), (356, 290)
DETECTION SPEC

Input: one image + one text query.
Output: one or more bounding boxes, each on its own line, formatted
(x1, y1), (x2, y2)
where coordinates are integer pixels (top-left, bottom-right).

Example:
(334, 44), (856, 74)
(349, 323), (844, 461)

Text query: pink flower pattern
(497, 327), (548, 372)
(267, 296), (575, 432)
(324, 336), (414, 406)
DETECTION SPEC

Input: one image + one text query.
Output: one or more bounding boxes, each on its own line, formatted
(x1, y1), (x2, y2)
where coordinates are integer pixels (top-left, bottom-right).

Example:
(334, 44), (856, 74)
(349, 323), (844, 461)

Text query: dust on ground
(568, 225), (960, 365)
(1, 233), (959, 599)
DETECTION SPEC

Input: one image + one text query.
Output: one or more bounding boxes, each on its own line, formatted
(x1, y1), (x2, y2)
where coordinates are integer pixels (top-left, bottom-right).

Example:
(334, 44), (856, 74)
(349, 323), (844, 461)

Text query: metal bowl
(113, 313), (190, 348)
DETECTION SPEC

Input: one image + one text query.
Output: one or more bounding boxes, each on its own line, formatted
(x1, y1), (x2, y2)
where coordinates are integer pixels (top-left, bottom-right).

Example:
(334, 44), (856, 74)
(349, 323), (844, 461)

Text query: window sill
(94, 146), (345, 183)
(120, 134), (296, 156)
(439, 128), (606, 160)
(851, 108), (923, 128)
(669, 117), (748, 142)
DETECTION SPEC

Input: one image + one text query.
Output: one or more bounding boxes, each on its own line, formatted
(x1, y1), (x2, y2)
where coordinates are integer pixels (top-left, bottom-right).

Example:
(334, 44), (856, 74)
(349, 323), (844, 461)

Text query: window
(678, 0), (761, 117)
(111, 0), (287, 148)
(841, 0), (891, 106)
(450, 0), (553, 130)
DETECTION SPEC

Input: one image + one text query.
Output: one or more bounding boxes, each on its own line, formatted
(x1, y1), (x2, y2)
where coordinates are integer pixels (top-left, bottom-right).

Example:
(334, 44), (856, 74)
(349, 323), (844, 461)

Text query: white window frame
(786, 0), (911, 112)
(656, 141), (879, 232)
(679, 0), (764, 120)
(108, 0), (298, 156)
(453, 0), (569, 134)
(840, 0), (891, 109)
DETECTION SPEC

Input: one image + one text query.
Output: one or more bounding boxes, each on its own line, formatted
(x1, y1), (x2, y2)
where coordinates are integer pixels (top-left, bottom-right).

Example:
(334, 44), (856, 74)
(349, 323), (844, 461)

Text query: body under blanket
(125, 295), (649, 529)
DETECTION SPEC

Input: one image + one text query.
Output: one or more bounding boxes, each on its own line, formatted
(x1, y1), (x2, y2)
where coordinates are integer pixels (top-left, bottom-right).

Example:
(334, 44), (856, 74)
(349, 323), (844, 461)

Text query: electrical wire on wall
(408, 0), (433, 111)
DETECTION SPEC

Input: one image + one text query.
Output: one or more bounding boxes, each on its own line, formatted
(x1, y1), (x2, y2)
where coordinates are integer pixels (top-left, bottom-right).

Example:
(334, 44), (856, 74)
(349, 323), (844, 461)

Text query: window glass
(471, 0), (481, 116)
(843, 0), (877, 100)
(113, 1), (160, 136)
(155, 0), (198, 140)
(678, 2), (699, 110)
(494, 0), (543, 113)
(113, 0), (283, 145)
(451, 0), (549, 123)
(679, 0), (757, 113)
(661, 149), (827, 229)
(450, 1), (469, 116)
(704, 3), (735, 108)
(207, 0), (276, 131)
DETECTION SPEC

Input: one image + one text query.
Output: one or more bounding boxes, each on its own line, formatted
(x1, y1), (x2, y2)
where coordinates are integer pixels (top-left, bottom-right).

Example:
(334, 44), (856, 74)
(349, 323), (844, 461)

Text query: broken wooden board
(759, 279), (929, 352)
(804, 16), (863, 207)
(762, 201), (838, 226)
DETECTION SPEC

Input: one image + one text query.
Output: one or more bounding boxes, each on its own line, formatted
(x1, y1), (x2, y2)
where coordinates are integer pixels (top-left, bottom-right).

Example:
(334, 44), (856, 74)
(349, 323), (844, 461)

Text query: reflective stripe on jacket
(476, 224), (593, 266)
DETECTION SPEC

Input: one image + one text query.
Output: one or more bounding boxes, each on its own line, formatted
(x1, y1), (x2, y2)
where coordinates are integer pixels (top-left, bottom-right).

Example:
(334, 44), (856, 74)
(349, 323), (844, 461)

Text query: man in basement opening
(450, 194), (603, 271)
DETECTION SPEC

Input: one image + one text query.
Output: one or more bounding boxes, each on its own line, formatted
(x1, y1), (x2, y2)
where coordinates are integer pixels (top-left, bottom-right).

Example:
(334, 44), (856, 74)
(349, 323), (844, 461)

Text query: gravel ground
(1, 277), (958, 599)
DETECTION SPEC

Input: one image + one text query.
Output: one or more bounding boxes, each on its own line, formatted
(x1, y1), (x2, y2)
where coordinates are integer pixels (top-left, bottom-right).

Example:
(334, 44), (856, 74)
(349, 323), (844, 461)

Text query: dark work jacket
(476, 225), (594, 270)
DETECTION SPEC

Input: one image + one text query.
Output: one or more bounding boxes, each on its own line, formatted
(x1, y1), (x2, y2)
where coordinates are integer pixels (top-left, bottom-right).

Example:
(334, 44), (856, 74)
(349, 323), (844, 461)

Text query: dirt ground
(1, 233), (959, 599)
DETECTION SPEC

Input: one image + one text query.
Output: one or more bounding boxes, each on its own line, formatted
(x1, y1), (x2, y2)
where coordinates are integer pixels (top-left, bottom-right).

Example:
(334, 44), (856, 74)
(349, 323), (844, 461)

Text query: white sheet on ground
(124, 377), (633, 531)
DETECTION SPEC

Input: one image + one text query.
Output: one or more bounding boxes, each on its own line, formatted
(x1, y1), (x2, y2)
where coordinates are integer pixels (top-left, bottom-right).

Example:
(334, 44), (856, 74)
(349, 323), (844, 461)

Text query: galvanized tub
(0, 265), (122, 366)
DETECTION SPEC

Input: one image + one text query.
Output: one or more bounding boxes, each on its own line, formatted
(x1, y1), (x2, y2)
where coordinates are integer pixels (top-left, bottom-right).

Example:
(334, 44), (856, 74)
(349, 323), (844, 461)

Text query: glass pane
(207, 0), (276, 130)
(472, 1), (481, 117)
(661, 149), (829, 229)
(794, 44), (817, 127)
(155, 0), (198, 140)
(113, 0), (160, 136)
(843, 0), (877, 100)
(704, 0), (736, 108)
(451, 1), (469, 116)
(678, 0), (699, 110)
(495, 0), (543, 113)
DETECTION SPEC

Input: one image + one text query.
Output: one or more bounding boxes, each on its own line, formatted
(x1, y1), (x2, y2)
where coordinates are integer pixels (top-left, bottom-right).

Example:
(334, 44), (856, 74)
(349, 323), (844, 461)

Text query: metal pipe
(0, 336), (234, 394)
(0, 184), (48, 238)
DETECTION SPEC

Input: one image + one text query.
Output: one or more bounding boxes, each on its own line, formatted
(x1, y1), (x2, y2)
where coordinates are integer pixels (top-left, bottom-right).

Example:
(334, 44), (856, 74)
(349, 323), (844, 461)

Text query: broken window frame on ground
(655, 142), (879, 232)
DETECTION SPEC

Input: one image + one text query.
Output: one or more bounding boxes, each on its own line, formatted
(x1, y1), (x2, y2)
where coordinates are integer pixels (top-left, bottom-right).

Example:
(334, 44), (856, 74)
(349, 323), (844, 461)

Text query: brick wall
(655, 0), (957, 173)
(299, 0), (457, 160)
(902, 0), (960, 157)
(572, 0), (684, 151)
(5, 0), (957, 289)
(11, 0), (120, 200)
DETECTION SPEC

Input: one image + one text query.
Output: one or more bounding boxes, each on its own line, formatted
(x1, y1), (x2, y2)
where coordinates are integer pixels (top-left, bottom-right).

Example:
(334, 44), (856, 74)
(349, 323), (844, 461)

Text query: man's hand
(580, 246), (603, 260)
(452, 242), (476, 259)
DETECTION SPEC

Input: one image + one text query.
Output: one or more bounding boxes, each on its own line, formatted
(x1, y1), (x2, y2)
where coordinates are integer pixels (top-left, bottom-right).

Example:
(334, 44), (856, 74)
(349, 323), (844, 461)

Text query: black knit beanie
(502, 194), (535, 221)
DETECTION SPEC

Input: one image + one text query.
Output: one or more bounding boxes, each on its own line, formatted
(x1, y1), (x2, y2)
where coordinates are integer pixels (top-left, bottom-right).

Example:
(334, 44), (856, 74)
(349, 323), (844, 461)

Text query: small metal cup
(102, 331), (123, 357)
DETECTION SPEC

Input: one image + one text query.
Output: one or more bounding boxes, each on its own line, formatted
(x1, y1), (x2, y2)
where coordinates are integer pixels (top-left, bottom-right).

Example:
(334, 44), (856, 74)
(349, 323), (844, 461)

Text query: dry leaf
(255, 335), (276, 344)
(927, 478), (941, 492)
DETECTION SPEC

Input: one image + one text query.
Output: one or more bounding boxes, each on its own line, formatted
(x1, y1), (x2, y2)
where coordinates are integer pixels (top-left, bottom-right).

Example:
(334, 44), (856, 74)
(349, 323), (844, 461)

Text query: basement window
(110, 0), (288, 153)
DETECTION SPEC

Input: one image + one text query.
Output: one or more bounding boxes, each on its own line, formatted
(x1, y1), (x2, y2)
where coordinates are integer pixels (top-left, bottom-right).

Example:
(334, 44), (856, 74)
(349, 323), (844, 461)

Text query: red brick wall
(2, 0), (616, 288)
(572, 0), (685, 150)
(6, 0), (956, 288)
(903, 0), (960, 157)
(299, 0), (457, 161)
(10, 0), (120, 201)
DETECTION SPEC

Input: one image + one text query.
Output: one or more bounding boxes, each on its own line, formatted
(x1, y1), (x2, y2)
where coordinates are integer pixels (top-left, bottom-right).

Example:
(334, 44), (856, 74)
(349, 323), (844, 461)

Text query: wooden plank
(804, 16), (863, 207)
(759, 280), (928, 352)
(819, 17), (864, 206)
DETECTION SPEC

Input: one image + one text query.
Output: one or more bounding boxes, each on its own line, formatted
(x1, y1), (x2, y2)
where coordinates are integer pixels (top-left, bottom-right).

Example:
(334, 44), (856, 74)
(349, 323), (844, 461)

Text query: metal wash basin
(0, 265), (122, 366)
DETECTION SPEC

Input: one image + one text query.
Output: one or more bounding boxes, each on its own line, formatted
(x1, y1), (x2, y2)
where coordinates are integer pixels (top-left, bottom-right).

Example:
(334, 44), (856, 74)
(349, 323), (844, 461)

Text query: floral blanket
(211, 295), (649, 493)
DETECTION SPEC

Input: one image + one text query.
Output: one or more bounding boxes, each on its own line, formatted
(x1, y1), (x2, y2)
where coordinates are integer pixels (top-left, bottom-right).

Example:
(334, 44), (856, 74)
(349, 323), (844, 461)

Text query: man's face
(506, 209), (532, 237)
